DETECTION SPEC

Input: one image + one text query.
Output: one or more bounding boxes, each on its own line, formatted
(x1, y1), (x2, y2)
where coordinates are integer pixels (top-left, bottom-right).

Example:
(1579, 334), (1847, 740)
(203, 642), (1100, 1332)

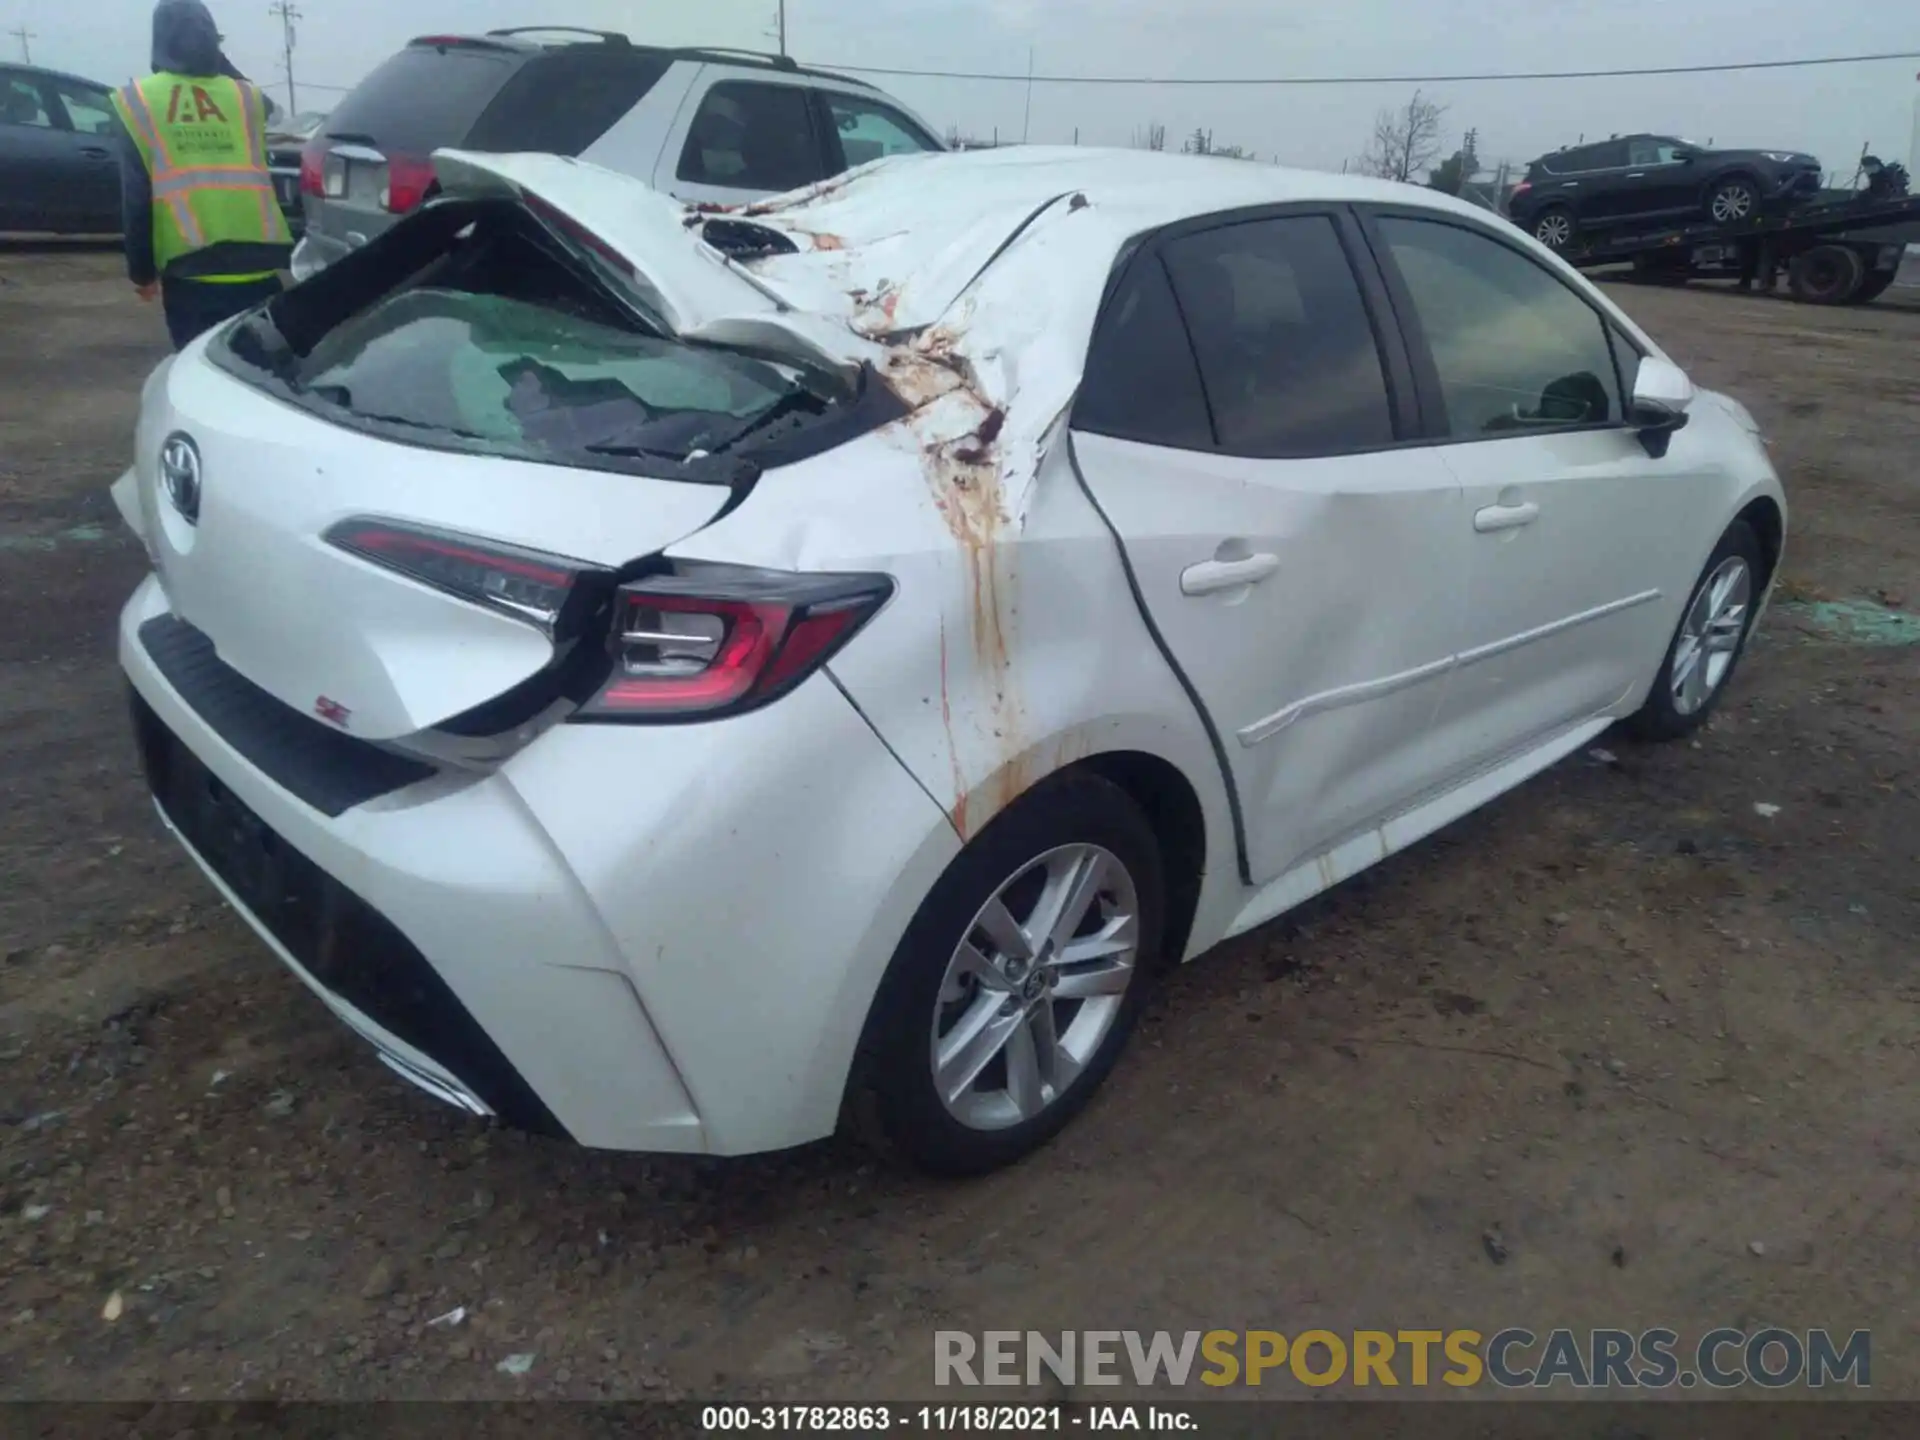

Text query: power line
(288, 46), (1920, 102)
(805, 49), (1920, 87)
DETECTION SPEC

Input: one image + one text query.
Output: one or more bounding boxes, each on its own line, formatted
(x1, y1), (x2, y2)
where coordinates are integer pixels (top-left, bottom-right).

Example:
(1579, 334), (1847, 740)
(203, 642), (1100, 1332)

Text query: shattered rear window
(294, 288), (823, 464)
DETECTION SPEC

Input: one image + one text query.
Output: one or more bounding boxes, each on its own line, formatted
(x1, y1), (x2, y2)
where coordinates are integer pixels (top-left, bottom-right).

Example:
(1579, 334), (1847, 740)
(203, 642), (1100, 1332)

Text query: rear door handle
(1474, 502), (1540, 533)
(81, 146), (112, 160)
(1181, 553), (1280, 595)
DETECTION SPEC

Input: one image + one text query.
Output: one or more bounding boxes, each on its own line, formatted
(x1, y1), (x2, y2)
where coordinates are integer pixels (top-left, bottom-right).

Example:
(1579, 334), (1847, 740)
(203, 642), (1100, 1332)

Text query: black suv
(1508, 134), (1822, 249)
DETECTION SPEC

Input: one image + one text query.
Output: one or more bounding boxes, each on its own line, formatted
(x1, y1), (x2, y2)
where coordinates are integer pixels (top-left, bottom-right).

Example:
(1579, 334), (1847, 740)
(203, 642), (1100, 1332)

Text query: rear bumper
(119, 574), (960, 1155)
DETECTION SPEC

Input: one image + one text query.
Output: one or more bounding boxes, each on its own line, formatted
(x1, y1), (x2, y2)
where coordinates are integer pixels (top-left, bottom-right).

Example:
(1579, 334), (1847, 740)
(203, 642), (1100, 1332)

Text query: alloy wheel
(930, 843), (1140, 1131)
(1670, 556), (1752, 715)
(1536, 213), (1572, 248)
(1711, 184), (1755, 223)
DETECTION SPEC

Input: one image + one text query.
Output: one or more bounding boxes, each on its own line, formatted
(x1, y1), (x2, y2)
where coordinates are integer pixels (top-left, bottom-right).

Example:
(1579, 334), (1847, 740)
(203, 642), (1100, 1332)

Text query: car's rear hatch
(132, 363), (737, 742)
(141, 162), (875, 743)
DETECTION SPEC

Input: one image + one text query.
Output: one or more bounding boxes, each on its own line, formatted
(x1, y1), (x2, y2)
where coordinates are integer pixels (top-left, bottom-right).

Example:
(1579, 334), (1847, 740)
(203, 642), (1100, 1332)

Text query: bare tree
(1131, 120), (1167, 152)
(1358, 90), (1448, 183)
(1183, 126), (1213, 156)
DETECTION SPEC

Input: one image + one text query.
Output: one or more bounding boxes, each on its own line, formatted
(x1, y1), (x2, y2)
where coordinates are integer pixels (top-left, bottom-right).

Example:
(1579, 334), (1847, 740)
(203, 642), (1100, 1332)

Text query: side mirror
(1671, 148), (1698, 164)
(1630, 356), (1693, 459)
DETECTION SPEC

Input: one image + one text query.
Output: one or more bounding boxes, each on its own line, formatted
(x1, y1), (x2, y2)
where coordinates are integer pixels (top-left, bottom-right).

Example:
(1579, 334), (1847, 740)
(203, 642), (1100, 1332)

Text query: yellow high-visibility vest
(112, 72), (290, 281)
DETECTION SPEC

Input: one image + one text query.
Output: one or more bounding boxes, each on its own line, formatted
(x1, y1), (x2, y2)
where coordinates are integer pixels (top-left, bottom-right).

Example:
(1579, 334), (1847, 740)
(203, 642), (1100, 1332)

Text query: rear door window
(464, 48), (671, 155)
(323, 44), (519, 150)
(1542, 145), (1602, 175)
(1160, 215), (1397, 456)
(47, 79), (118, 136)
(675, 80), (828, 192)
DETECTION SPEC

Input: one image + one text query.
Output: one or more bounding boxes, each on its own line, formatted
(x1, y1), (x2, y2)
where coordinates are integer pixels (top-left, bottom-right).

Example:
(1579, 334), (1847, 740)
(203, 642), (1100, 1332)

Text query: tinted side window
(676, 80), (826, 191)
(1378, 215), (1625, 438)
(1075, 253), (1214, 450)
(2, 75), (54, 128)
(821, 93), (939, 168)
(465, 50), (671, 155)
(1160, 215), (1395, 456)
(1587, 140), (1631, 169)
(1628, 137), (1661, 166)
(48, 81), (117, 136)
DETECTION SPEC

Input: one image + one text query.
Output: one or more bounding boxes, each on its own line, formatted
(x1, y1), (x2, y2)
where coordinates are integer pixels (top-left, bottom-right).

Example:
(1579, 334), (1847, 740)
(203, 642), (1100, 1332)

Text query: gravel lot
(1, 251), (1915, 1403)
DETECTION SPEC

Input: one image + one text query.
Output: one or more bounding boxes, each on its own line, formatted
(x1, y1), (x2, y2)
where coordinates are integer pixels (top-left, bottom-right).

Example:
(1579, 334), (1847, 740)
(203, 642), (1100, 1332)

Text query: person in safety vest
(113, 0), (292, 350)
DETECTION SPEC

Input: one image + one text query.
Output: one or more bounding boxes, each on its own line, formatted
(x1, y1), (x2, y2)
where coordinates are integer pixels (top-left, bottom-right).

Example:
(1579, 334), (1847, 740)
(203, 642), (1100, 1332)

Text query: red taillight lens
(581, 565), (892, 721)
(1511, 180), (1532, 196)
(299, 137), (326, 198)
(324, 518), (597, 636)
(382, 155), (437, 215)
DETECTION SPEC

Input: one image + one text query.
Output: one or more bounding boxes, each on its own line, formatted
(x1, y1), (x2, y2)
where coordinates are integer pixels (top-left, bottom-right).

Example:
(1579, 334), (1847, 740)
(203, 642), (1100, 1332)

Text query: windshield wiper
(583, 386), (830, 462)
(306, 386), (492, 441)
(357, 413), (492, 441)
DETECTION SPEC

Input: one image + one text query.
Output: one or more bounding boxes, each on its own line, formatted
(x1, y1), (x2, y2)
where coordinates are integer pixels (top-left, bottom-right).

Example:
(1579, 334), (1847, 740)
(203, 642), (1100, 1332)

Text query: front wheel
(852, 772), (1165, 1175)
(1623, 520), (1765, 742)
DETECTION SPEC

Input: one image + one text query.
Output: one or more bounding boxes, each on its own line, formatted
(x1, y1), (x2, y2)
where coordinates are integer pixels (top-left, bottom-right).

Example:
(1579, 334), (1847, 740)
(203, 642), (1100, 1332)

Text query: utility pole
(776, 0), (786, 57)
(1021, 46), (1034, 143)
(9, 23), (34, 62)
(269, 0), (301, 112)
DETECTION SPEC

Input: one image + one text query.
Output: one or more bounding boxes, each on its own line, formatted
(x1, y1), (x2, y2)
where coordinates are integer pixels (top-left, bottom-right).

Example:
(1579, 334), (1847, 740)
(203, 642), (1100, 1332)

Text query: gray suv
(293, 29), (945, 278)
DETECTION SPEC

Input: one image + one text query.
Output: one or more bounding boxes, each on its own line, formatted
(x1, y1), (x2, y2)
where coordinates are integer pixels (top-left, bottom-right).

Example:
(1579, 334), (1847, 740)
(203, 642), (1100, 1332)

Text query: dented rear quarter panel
(667, 419), (1242, 967)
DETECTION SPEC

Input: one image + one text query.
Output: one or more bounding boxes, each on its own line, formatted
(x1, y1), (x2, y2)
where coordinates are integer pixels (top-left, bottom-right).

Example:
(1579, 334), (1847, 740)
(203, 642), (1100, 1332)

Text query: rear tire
(1787, 244), (1867, 304)
(1707, 176), (1760, 225)
(1623, 520), (1765, 743)
(1532, 206), (1575, 250)
(851, 772), (1165, 1176)
(1847, 266), (1898, 306)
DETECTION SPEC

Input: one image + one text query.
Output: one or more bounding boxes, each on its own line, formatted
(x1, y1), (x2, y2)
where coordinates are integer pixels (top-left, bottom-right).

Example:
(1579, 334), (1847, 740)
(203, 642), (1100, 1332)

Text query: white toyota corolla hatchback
(113, 146), (1785, 1174)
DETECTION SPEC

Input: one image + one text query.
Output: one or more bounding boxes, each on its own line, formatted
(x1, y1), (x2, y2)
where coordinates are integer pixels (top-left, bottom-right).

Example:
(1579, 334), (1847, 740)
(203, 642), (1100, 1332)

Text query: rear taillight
(299, 137), (326, 198)
(1511, 180), (1532, 197)
(325, 518), (599, 637)
(382, 155), (437, 215)
(580, 564), (892, 721)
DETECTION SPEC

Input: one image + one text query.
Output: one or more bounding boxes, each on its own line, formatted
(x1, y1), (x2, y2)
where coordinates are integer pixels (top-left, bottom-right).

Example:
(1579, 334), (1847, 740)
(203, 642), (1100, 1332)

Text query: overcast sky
(17, 0), (1920, 179)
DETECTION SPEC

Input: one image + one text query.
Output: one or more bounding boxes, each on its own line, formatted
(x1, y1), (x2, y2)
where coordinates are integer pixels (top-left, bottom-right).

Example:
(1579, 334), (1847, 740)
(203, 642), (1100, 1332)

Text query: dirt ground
(0, 250), (1914, 1405)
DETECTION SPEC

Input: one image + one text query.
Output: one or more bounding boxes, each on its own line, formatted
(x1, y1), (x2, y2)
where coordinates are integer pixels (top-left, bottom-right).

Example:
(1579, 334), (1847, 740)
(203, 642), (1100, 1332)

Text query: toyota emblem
(160, 433), (201, 524)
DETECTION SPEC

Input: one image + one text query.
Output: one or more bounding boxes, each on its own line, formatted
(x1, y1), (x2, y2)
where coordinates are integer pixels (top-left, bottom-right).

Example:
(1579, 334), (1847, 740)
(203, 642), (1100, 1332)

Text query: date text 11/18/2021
(701, 1404), (1198, 1432)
